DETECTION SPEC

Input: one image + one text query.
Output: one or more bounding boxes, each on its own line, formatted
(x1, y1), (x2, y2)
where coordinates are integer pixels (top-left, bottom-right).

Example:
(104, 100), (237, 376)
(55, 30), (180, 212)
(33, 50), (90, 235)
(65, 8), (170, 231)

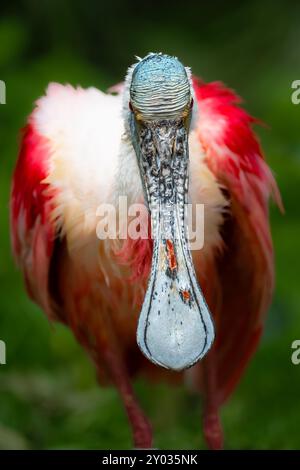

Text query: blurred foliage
(0, 0), (300, 449)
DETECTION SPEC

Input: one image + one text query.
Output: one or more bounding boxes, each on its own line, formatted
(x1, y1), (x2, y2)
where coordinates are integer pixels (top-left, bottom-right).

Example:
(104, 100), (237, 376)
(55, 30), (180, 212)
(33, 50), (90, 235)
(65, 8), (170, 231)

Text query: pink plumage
(10, 61), (280, 450)
(192, 79), (282, 404)
(11, 124), (58, 319)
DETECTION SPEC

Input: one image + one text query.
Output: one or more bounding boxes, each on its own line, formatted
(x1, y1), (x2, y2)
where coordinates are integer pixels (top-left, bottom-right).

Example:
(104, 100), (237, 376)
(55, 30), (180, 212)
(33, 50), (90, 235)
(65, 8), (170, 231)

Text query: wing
(193, 78), (282, 404)
(10, 123), (57, 318)
(10, 83), (123, 321)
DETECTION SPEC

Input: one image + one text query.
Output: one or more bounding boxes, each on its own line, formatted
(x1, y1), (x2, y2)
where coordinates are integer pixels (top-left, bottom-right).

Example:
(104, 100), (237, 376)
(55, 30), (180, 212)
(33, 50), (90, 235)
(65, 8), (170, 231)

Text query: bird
(10, 52), (282, 450)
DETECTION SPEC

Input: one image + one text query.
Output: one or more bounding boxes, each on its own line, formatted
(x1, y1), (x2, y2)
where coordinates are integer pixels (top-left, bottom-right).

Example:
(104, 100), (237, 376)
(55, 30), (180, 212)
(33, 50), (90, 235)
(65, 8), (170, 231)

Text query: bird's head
(125, 53), (195, 216)
(127, 53), (194, 173)
(130, 53), (193, 121)
(124, 53), (214, 371)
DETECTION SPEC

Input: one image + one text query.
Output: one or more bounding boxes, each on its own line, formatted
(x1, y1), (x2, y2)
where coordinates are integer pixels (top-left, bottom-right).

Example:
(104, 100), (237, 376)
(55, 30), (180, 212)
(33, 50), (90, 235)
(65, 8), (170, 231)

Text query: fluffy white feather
(32, 81), (226, 256)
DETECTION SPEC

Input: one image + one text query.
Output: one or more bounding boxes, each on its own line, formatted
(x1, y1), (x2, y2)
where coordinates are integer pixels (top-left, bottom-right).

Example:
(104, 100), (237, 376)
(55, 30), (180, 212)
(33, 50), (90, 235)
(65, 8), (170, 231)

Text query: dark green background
(0, 0), (299, 449)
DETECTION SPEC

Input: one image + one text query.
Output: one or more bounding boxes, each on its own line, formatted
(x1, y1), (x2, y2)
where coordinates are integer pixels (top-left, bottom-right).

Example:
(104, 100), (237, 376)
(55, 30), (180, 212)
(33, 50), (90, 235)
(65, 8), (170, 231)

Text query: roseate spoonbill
(10, 53), (281, 449)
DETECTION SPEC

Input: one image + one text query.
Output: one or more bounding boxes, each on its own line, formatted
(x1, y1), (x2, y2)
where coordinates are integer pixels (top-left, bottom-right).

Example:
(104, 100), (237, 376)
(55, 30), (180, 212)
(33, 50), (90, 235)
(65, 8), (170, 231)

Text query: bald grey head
(127, 53), (215, 372)
(130, 53), (191, 120)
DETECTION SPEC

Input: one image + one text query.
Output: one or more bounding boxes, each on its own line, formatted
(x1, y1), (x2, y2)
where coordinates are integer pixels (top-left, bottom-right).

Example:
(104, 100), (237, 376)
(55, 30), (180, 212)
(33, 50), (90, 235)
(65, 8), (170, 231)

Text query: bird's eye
(129, 101), (133, 112)
(190, 98), (194, 109)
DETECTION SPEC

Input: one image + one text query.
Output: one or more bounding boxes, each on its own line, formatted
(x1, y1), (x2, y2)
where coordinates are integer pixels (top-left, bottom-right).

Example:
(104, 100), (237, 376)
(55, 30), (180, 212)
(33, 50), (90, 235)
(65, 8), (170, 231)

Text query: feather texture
(10, 123), (57, 319)
(10, 75), (279, 427)
(192, 78), (281, 404)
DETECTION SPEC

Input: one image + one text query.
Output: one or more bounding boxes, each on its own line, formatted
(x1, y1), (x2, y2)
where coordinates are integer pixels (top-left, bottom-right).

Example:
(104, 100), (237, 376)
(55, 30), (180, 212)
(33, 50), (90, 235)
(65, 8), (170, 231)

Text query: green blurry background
(0, 0), (299, 449)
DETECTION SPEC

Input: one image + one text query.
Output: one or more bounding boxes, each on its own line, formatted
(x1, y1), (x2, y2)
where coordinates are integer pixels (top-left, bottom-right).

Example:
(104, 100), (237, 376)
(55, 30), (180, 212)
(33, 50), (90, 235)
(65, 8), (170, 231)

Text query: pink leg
(202, 350), (224, 450)
(99, 344), (153, 448)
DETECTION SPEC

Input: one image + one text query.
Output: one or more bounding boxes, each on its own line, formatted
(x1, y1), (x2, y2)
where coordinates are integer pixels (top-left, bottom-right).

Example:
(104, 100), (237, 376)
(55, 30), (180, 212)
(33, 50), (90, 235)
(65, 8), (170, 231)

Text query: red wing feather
(193, 78), (282, 404)
(10, 123), (57, 319)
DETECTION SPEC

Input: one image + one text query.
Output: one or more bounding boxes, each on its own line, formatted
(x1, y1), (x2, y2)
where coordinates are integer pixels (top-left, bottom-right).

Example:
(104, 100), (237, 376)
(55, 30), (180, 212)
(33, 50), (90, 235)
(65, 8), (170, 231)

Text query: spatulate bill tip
(137, 312), (215, 371)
